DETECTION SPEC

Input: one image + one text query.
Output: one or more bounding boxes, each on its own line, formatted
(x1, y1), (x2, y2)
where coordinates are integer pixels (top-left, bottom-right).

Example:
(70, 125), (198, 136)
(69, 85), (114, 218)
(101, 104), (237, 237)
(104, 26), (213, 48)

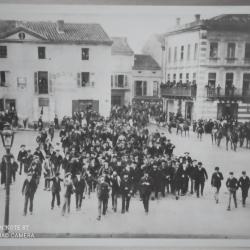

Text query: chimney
(176, 18), (181, 26)
(56, 20), (64, 33)
(195, 14), (201, 22)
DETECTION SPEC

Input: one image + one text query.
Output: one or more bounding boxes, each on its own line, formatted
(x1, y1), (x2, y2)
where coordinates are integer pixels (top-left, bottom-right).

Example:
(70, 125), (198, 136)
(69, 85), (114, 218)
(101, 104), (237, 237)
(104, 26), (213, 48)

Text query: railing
(111, 82), (129, 89)
(160, 85), (197, 98)
(207, 87), (250, 102)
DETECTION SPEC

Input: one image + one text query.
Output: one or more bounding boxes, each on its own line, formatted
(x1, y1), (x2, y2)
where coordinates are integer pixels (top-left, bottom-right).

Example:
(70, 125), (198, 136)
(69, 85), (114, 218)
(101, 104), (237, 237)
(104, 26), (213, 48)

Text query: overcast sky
(0, 4), (250, 52)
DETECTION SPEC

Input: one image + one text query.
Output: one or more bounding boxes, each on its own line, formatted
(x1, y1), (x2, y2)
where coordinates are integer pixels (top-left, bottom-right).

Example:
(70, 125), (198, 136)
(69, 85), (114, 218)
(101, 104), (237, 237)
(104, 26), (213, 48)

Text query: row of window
(209, 42), (250, 59)
(168, 43), (198, 63)
(207, 72), (250, 89)
(167, 42), (250, 64)
(0, 46), (90, 60)
(167, 72), (196, 82)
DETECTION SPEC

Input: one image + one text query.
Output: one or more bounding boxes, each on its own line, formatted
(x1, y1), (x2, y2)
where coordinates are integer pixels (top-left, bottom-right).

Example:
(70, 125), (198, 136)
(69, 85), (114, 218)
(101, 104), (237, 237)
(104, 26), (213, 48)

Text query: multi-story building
(0, 20), (113, 121)
(111, 37), (134, 106)
(146, 14), (250, 122)
(132, 54), (162, 104)
(111, 37), (162, 106)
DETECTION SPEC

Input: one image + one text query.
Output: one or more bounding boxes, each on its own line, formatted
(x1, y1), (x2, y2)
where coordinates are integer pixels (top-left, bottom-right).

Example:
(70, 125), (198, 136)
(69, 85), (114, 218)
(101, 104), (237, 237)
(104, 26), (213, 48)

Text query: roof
(133, 54), (161, 71)
(166, 14), (250, 36)
(0, 20), (113, 45)
(111, 37), (134, 56)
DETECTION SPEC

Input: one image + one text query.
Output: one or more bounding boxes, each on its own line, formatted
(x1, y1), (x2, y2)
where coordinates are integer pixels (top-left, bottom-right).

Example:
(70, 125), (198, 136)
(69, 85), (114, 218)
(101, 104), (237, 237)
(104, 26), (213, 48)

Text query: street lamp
(0, 123), (15, 233)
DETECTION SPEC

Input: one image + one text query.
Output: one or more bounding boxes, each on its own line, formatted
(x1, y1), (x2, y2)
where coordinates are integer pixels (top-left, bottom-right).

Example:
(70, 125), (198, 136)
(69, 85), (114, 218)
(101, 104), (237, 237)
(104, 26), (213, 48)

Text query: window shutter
(124, 75), (128, 87)
(111, 75), (113, 88)
(34, 72), (38, 94)
(115, 75), (118, 87)
(49, 73), (53, 94)
(77, 73), (81, 87)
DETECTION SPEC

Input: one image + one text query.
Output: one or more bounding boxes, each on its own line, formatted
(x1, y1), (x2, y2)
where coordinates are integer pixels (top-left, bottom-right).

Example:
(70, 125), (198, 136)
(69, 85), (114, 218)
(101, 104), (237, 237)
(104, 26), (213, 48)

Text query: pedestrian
(139, 172), (152, 214)
(120, 173), (133, 213)
(110, 171), (121, 212)
(226, 172), (238, 211)
(211, 166), (224, 204)
(194, 162), (208, 198)
(48, 172), (63, 210)
(54, 114), (59, 130)
(22, 173), (37, 216)
(238, 171), (250, 207)
(10, 156), (18, 183)
(96, 175), (110, 221)
(62, 173), (74, 216)
(17, 144), (27, 175)
(73, 173), (87, 211)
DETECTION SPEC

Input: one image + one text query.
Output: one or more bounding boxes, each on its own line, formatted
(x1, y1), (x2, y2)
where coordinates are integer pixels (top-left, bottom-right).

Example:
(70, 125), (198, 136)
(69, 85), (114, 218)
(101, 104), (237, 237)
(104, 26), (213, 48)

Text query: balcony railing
(160, 83), (197, 99)
(111, 82), (129, 90)
(207, 87), (250, 102)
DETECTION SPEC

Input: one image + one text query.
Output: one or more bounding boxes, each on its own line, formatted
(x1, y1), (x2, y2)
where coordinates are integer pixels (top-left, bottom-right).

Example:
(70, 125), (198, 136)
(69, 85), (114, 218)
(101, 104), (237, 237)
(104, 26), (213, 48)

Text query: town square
(0, 4), (250, 240)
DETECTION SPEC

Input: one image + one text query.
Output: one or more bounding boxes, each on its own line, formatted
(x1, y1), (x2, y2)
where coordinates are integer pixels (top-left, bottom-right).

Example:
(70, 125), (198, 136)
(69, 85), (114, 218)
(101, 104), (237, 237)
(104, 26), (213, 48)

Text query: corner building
(163, 14), (250, 122)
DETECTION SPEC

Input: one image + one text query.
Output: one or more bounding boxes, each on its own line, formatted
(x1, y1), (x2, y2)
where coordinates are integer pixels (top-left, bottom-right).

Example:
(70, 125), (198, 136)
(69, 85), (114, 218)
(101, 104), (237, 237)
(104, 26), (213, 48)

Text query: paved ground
(0, 127), (250, 238)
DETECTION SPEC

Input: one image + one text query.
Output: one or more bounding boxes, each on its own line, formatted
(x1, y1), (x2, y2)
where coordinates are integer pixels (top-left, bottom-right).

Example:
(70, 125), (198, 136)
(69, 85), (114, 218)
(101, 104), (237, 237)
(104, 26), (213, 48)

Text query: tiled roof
(133, 54), (161, 71)
(166, 14), (250, 35)
(111, 37), (134, 56)
(0, 20), (113, 45)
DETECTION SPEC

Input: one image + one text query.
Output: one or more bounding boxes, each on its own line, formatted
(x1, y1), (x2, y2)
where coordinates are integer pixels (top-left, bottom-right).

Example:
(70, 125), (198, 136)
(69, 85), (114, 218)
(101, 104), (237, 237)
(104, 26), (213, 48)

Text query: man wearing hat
(24, 150), (33, 174)
(62, 172), (74, 216)
(211, 167), (224, 203)
(194, 162), (208, 198)
(238, 171), (250, 207)
(47, 172), (63, 209)
(120, 173), (133, 213)
(17, 144), (27, 175)
(183, 152), (192, 165)
(226, 172), (238, 211)
(139, 172), (152, 214)
(22, 173), (37, 216)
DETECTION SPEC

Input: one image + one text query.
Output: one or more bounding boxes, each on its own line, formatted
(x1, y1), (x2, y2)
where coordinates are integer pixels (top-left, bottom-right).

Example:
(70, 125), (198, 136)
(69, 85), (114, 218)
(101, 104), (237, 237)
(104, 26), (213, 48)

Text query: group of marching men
(1, 107), (249, 220)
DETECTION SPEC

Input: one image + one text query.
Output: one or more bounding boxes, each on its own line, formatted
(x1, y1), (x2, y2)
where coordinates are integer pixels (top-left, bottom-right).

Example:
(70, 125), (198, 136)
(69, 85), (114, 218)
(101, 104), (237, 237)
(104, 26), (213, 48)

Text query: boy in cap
(226, 172), (238, 211)
(211, 167), (224, 203)
(238, 171), (250, 207)
(194, 162), (208, 198)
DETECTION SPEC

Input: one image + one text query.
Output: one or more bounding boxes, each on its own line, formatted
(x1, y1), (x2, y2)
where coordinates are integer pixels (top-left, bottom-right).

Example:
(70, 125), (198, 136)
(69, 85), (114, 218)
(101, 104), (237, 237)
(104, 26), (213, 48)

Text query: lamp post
(0, 123), (15, 234)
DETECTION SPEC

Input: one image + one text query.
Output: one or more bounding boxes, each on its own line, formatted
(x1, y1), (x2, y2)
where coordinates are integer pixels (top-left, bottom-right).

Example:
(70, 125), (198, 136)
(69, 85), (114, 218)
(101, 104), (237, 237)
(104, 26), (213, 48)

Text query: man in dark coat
(194, 162), (208, 198)
(120, 173), (133, 213)
(139, 172), (152, 214)
(51, 149), (63, 174)
(73, 173), (87, 210)
(17, 144), (27, 175)
(110, 171), (121, 212)
(226, 172), (238, 211)
(96, 175), (110, 220)
(22, 173), (37, 216)
(211, 166), (224, 203)
(238, 171), (250, 207)
(47, 172), (63, 209)
(10, 156), (18, 183)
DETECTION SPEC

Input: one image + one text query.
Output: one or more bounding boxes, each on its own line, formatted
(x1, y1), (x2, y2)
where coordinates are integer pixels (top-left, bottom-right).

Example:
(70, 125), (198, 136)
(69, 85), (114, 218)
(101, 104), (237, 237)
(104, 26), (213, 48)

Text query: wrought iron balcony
(160, 83), (197, 99)
(206, 87), (250, 102)
(111, 82), (129, 90)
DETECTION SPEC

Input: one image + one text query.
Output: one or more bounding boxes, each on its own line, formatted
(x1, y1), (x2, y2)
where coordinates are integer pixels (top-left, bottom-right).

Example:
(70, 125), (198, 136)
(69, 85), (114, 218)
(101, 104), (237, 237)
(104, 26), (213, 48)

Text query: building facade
(145, 14), (250, 122)
(0, 20), (113, 121)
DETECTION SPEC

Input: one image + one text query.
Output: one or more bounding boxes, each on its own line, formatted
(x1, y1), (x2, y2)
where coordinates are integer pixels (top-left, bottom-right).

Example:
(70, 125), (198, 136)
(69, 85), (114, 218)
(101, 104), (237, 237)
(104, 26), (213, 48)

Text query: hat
(192, 159), (197, 162)
(198, 162), (202, 166)
(215, 167), (219, 171)
(184, 152), (189, 154)
(242, 171), (246, 175)
(65, 172), (72, 178)
(20, 144), (26, 148)
(55, 172), (60, 176)
(229, 172), (234, 175)
(27, 149), (31, 153)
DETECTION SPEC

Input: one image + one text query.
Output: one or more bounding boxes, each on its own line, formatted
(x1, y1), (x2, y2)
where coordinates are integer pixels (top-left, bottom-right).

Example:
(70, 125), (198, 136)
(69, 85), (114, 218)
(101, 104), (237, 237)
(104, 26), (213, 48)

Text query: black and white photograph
(0, 1), (250, 247)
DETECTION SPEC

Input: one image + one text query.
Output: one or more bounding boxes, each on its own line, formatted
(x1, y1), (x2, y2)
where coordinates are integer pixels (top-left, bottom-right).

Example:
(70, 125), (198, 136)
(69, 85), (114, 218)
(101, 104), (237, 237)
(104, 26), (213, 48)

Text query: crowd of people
(0, 105), (249, 221)
(0, 108), (19, 130)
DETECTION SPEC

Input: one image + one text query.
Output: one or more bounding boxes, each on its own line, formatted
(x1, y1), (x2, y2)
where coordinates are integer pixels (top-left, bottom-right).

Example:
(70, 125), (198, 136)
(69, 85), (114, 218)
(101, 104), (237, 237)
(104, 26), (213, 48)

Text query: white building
(144, 14), (250, 122)
(111, 37), (134, 106)
(0, 20), (113, 121)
